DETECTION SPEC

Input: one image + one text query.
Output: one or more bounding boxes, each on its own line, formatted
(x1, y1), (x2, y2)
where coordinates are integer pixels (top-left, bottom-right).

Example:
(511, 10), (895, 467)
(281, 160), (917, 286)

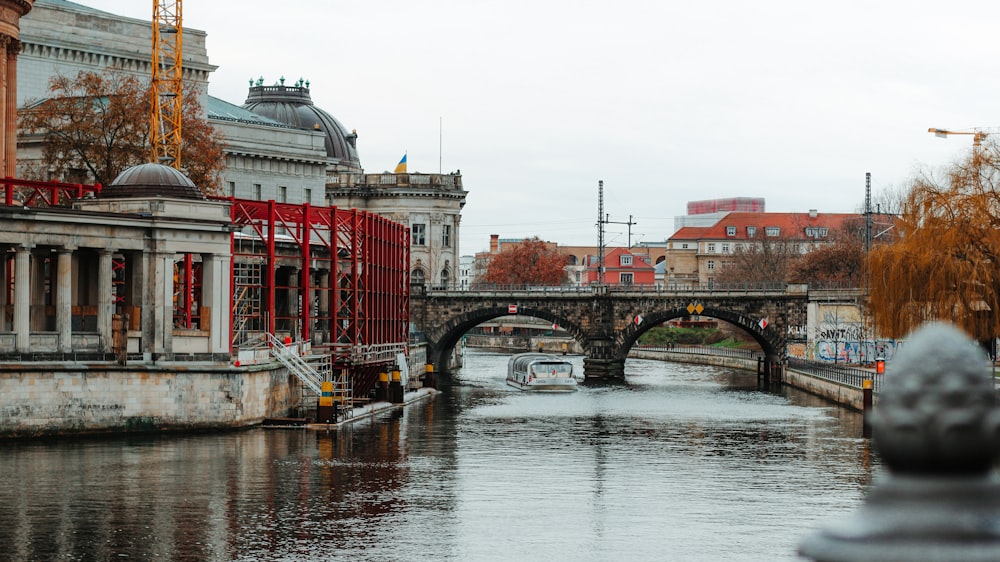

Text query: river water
(0, 350), (877, 561)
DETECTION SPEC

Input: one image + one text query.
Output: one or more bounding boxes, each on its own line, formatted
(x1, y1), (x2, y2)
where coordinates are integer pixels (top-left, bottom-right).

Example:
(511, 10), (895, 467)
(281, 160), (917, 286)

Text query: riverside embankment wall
(463, 335), (583, 354)
(629, 349), (872, 412)
(0, 364), (299, 438)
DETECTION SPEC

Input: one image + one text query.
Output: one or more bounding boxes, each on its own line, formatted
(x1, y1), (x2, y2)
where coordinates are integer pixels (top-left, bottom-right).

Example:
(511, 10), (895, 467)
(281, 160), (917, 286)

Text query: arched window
(411, 268), (425, 285)
(440, 268), (450, 289)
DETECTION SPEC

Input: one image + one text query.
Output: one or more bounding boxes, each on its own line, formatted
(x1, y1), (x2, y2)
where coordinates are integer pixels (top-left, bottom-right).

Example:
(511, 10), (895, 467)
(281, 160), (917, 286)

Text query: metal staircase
(327, 356), (353, 405)
(266, 333), (323, 394)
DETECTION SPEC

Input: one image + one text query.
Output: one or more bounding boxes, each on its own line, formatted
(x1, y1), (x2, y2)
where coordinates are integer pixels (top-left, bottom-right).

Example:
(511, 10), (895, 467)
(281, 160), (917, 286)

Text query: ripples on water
(0, 350), (876, 561)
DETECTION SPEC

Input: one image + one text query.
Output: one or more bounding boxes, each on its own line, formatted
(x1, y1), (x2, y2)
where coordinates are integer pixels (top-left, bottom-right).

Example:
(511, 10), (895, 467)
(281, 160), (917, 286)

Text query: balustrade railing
(787, 356), (881, 392)
(422, 281), (795, 295)
(633, 344), (764, 361)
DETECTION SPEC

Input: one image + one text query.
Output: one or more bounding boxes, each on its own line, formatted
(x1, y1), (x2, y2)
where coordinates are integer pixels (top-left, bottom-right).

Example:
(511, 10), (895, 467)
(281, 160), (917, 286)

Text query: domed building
(100, 162), (205, 200)
(242, 80), (362, 175)
(15, 1), (467, 294)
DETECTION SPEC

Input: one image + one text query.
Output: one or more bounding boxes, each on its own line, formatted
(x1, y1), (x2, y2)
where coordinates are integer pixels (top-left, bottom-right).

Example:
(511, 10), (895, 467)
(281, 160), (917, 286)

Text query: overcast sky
(81, 0), (998, 256)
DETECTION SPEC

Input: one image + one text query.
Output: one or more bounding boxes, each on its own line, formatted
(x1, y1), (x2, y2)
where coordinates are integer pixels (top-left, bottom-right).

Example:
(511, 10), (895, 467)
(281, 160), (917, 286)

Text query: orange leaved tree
(866, 141), (1000, 343)
(478, 237), (567, 286)
(18, 69), (225, 195)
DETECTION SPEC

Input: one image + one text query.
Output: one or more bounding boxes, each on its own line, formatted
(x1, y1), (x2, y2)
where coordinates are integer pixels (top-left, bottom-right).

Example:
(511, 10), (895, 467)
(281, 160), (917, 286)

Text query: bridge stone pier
(410, 284), (809, 380)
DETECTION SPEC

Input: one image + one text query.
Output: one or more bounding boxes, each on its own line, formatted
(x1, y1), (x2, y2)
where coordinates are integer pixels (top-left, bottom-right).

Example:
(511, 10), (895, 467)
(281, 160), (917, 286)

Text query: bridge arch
(428, 306), (587, 372)
(411, 287), (806, 379)
(616, 306), (782, 361)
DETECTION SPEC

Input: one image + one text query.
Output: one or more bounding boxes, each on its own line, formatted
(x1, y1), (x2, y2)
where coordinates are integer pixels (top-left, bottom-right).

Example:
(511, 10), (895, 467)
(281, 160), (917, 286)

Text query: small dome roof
(242, 84), (361, 171)
(100, 163), (204, 200)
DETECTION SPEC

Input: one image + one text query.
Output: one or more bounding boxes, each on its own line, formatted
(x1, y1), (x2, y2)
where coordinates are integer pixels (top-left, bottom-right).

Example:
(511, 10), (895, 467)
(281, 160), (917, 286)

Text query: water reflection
(0, 350), (876, 561)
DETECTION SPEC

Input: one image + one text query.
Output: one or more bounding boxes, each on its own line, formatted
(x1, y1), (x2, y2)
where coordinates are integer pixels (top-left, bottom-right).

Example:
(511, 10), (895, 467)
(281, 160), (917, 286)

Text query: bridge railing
(633, 344), (764, 361)
(424, 281), (796, 295)
(787, 356), (881, 392)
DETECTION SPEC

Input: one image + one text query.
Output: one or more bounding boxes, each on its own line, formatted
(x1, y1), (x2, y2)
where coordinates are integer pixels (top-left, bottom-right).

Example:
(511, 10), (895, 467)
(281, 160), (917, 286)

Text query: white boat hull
(506, 352), (578, 392)
(506, 377), (578, 392)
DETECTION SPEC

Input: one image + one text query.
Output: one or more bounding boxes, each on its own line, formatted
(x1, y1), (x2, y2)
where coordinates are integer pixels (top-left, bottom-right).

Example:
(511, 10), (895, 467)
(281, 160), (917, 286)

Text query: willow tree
(866, 141), (1000, 343)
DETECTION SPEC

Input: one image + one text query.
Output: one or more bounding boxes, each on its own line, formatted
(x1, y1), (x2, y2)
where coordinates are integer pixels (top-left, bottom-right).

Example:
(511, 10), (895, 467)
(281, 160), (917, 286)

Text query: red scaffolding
(1, 177), (101, 207)
(3, 178), (410, 398)
(226, 198), (410, 394)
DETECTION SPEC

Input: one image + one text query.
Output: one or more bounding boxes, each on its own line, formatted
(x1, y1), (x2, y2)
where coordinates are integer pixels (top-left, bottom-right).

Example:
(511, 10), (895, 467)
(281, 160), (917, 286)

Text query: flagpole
(439, 116), (442, 174)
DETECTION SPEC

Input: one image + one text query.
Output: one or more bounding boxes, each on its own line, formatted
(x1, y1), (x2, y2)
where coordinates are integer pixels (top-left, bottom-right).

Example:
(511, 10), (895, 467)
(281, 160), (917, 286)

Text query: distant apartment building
(666, 210), (859, 286)
(459, 255), (474, 290)
(584, 247), (655, 286)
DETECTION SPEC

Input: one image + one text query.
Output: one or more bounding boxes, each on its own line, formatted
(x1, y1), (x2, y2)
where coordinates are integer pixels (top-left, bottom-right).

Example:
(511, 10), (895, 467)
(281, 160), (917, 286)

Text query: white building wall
(18, 2), (216, 108)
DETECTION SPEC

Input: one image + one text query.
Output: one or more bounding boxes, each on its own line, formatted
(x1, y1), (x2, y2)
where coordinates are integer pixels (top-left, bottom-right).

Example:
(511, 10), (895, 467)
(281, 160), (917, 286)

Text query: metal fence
(423, 281), (795, 296)
(787, 357), (881, 392)
(633, 344), (765, 361)
(635, 345), (881, 392)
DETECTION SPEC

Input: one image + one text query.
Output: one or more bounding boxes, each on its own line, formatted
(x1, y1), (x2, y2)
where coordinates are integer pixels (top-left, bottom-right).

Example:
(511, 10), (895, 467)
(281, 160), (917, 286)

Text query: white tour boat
(506, 353), (578, 391)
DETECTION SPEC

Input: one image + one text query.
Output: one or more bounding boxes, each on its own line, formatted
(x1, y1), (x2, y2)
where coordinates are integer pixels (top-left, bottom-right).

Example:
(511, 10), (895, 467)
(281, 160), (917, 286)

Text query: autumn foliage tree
(866, 141), (1000, 343)
(18, 69), (225, 195)
(712, 234), (798, 286)
(478, 237), (567, 286)
(786, 219), (865, 287)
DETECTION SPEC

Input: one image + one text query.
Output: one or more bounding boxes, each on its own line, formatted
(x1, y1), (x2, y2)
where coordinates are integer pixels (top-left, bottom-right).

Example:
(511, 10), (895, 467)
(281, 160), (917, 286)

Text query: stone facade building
(329, 172), (466, 289)
(17, 0), (213, 108)
(0, 0), (35, 177)
(15, 0), (466, 288)
(207, 95), (329, 206)
(0, 165), (232, 360)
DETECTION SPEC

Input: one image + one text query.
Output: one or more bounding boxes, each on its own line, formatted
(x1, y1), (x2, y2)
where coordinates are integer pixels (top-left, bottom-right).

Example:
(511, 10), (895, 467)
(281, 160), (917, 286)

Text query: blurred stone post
(799, 322), (1000, 561)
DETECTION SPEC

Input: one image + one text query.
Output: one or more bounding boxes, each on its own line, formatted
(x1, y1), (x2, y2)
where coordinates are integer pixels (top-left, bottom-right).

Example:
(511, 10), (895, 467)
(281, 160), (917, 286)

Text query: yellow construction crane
(151, 0), (183, 169)
(927, 127), (988, 147)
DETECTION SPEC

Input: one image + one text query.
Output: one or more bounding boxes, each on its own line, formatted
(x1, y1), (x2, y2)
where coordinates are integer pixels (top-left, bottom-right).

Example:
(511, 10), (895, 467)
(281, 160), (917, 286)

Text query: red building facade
(585, 248), (656, 286)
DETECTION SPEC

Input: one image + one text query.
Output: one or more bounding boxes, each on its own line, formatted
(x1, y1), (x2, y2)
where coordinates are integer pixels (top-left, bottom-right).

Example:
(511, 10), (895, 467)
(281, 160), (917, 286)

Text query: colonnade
(1, 243), (231, 360)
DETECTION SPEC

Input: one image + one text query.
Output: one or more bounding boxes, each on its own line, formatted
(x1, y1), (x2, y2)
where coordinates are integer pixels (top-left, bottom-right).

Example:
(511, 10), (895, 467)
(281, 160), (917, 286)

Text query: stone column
(97, 249), (114, 352)
(0, 36), (7, 176)
(156, 253), (175, 359)
(55, 247), (73, 353)
(142, 251), (174, 360)
(0, 0), (35, 174)
(4, 39), (16, 178)
(13, 244), (30, 352)
(201, 252), (232, 357)
(0, 247), (8, 332)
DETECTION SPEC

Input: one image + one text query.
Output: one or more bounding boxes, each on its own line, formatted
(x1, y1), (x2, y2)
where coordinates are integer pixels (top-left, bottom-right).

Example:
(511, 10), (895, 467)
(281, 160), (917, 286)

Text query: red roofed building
(585, 247), (656, 286)
(665, 210), (860, 286)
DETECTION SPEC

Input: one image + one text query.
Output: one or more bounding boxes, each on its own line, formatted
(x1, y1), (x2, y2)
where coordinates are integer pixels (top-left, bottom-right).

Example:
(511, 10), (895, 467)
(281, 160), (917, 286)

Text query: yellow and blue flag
(394, 153), (407, 173)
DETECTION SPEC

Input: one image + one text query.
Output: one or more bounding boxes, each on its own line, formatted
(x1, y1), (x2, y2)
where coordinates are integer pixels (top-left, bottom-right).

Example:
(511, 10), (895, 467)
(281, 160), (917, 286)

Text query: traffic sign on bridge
(687, 303), (704, 314)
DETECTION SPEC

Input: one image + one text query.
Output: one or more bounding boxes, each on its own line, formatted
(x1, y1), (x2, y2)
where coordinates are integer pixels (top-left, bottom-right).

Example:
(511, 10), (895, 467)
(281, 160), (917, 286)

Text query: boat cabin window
(532, 363), (573, 377)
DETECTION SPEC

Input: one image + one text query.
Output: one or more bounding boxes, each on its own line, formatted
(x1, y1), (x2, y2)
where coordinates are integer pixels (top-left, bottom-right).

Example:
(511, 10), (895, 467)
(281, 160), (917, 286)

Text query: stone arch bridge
(410, 284), (810, 379)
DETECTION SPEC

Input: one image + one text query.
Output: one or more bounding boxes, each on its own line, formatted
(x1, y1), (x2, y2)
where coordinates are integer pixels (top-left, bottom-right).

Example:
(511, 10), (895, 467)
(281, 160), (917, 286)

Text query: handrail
(420, 281), (800, 296)
(633, 344), (765, 361)
(266, 333), (323, 394)
(787, 357), (881, 392)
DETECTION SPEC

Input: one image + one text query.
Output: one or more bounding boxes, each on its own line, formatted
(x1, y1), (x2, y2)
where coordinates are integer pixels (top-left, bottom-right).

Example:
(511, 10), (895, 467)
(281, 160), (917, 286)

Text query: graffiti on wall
(813, 340), (902, 364)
